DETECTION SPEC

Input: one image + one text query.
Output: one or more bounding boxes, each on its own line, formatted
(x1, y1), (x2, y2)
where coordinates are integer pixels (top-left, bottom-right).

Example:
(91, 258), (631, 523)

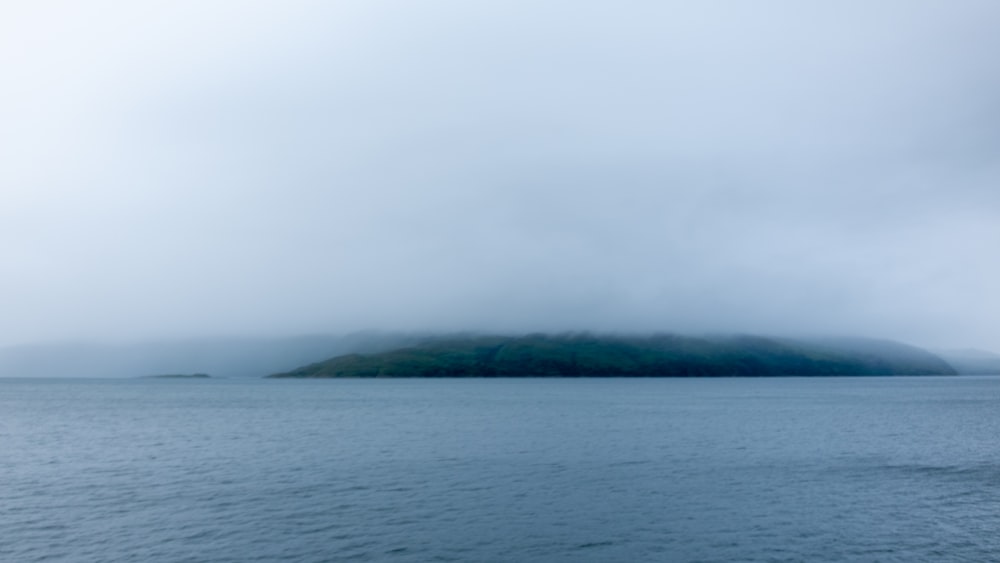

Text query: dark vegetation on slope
(268, 333), (958, 378)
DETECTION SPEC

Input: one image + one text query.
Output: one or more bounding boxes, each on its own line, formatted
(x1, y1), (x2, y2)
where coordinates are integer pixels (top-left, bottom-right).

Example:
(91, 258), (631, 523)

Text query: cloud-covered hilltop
(269, 333), (958, 378)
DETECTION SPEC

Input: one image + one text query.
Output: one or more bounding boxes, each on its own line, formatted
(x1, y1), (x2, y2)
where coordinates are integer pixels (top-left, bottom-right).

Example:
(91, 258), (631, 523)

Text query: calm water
(2, 377), (1000, 562)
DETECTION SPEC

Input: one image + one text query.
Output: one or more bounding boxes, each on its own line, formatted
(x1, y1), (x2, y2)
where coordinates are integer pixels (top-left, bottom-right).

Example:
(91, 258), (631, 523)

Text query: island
(267, 333), (958, 378)
(142, 373), (212, 379)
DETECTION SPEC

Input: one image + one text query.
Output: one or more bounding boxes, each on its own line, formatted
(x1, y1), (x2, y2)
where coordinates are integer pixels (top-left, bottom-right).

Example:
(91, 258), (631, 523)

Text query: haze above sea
(3, 376), (999, 562)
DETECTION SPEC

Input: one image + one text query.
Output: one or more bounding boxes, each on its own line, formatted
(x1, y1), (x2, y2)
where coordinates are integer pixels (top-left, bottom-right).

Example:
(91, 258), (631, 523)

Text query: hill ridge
(268, 333), (957, 378)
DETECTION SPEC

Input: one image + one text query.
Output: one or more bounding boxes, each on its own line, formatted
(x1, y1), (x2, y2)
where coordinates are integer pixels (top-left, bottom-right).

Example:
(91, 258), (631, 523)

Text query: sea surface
(2, 376), (1000, 562)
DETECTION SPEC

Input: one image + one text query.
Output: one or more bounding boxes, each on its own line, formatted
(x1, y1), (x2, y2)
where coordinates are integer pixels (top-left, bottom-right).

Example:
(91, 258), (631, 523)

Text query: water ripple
(2, 377), (1000, 561)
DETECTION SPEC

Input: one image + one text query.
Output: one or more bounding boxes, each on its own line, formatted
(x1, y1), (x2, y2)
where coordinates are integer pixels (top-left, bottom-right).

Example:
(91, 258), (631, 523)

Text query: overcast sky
(2, 1), (999, 350)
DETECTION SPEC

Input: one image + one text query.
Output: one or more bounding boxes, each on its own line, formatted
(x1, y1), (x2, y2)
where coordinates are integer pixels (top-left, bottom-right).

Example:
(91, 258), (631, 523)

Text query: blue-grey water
(3, 377), (999, 562)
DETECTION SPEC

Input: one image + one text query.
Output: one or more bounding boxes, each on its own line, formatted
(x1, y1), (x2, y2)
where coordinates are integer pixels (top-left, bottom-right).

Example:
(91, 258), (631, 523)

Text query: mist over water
(2, 2), (1000, 351)
(4, 377), (1000, 561)
(5, 6), (1000, 556)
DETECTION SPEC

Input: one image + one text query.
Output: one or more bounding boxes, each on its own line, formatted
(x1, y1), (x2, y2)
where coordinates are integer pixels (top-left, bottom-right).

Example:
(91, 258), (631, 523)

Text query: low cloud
(2, 1), (999, 351)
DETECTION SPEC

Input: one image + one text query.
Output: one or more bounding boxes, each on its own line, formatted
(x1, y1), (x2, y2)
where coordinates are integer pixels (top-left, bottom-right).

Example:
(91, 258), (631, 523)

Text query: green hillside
(268, 333), (957, 378)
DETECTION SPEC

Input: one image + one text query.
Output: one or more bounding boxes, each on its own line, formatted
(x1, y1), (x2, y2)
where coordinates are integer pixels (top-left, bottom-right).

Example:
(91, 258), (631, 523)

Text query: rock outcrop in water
(267, 333), (958, 378)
